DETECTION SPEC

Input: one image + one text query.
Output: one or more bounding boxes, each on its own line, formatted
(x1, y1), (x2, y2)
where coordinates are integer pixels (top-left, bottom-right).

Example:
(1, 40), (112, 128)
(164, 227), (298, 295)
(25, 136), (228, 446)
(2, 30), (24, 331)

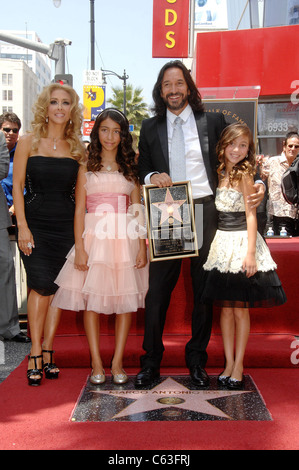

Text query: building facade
(0, 30), (52, 132)
(0, 60), (38, 133)
(0, 31), (52, 93)
(193, 0), (299, 156)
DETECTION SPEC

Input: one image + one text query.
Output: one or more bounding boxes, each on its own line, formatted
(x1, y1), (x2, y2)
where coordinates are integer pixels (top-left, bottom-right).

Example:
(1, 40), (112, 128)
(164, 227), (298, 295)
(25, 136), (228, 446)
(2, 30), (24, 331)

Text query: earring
(46, 116), (49, 123)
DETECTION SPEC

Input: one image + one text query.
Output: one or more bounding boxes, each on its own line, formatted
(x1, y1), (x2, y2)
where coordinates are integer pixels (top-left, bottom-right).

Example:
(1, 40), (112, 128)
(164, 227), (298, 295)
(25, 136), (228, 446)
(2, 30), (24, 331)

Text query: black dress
(19, 156), (79, 296)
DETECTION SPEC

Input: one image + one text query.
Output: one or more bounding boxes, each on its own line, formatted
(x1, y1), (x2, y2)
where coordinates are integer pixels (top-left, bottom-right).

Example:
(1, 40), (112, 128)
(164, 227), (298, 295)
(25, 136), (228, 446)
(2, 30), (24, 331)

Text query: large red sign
(194, 25), (299, 97)
(152, 0), (190, 58)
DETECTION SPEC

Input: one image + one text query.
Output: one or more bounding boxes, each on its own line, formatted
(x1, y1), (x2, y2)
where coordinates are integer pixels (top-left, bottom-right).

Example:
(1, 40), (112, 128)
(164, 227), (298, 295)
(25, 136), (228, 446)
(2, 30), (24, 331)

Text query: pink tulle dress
(51, 171), (149, 314)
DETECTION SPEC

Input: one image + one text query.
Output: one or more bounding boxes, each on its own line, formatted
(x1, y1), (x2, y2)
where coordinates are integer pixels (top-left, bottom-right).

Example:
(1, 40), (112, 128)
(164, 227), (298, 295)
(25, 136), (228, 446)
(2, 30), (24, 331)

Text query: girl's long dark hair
(87, 108), (138, 182)
(152, 60), (205, 118)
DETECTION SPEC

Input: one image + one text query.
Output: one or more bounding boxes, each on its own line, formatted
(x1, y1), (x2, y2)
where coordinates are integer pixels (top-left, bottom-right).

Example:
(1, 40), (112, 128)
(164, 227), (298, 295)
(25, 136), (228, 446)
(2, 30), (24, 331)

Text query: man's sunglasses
(2, 127), (19, 134)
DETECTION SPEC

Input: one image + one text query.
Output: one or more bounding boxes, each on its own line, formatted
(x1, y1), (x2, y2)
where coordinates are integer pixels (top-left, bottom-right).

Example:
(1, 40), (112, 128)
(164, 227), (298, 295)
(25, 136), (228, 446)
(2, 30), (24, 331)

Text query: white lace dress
(202, 187), (286, 308)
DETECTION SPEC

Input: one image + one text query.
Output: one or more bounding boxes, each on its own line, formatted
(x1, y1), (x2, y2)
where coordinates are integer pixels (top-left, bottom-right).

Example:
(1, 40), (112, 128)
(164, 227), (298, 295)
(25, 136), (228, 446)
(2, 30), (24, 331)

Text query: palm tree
(107, 84), (150, 138)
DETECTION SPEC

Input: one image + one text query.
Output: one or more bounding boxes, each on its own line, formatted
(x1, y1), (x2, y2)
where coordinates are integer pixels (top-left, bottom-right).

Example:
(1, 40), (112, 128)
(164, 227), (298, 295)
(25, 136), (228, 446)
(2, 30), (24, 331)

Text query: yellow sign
(83, 85), (105, 120)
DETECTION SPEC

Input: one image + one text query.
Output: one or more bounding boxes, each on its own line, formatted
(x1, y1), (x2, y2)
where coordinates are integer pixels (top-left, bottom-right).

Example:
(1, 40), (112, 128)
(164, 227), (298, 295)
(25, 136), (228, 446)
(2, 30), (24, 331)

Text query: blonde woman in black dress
(13, 83), (86, 386)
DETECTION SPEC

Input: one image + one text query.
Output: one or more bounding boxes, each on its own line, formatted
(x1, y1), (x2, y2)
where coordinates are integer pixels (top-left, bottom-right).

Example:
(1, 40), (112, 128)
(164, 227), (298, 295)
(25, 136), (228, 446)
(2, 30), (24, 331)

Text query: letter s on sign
(166, 31), (175, 49)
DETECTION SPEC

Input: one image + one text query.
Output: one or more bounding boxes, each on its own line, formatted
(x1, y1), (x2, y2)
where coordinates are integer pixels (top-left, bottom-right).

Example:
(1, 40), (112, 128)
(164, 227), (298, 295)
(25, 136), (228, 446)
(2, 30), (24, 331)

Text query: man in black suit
(136, 60), (263, 387)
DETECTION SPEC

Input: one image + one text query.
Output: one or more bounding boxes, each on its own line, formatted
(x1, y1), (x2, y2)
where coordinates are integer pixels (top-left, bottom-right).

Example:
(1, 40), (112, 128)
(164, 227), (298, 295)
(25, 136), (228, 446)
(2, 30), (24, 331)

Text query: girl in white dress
(202, 123), (286, 389)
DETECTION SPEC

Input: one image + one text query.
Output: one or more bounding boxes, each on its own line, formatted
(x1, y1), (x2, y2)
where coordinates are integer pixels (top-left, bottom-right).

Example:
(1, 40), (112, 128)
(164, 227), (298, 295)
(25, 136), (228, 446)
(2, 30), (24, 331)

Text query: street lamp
(52, 0), (95, 70)
(101, 68), (129, 116)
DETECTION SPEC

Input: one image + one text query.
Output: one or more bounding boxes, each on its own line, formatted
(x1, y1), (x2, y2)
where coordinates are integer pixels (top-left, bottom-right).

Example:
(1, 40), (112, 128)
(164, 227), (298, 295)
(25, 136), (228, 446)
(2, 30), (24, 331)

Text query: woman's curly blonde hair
(216, 123), (256, 186)
(30, 83), (86, 163)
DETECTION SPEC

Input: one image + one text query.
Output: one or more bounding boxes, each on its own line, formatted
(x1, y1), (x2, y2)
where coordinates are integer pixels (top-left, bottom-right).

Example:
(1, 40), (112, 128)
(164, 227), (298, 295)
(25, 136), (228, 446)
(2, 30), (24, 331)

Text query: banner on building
(152, 0), (190, 58)
(195, 0), (228, 30)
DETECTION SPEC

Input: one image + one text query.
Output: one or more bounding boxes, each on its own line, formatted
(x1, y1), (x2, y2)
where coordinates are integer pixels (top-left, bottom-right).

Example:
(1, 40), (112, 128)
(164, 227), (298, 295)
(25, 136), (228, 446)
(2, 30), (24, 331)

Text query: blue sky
(0, 0), (170, 107)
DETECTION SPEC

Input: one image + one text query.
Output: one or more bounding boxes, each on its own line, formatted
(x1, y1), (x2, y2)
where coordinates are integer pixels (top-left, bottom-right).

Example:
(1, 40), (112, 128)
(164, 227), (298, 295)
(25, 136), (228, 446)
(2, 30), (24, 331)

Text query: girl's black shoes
(217, 373), (230, 386)
(227, 376), (244, 390)
(217, 373), (244, 390)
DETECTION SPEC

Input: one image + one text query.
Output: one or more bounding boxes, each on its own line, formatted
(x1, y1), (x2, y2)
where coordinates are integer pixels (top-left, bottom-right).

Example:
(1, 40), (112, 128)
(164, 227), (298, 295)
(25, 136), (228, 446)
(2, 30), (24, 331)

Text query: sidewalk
(0, 330), (31, 384)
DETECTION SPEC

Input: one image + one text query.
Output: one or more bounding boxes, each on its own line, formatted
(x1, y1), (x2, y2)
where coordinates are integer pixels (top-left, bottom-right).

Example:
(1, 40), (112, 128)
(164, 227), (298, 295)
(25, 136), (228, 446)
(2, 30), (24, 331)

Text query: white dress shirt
(145, 104), (213, 199)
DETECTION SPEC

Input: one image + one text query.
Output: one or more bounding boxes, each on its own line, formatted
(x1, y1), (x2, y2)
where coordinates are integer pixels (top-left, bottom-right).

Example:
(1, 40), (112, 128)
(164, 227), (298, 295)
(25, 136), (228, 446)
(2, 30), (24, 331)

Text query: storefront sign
(257, 102), (299, 137)
(152, 0), (190, 58)
(203, 99), (258, 143)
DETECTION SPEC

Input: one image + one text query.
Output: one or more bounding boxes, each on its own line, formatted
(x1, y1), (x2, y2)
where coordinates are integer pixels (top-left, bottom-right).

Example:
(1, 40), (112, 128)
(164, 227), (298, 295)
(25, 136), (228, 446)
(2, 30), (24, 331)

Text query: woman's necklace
(52, 137), (62, 151)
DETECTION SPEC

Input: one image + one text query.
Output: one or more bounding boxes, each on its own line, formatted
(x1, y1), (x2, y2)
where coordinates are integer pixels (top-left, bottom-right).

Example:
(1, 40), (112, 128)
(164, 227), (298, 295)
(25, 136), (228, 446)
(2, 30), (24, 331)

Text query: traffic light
(54, 74), (73, 87)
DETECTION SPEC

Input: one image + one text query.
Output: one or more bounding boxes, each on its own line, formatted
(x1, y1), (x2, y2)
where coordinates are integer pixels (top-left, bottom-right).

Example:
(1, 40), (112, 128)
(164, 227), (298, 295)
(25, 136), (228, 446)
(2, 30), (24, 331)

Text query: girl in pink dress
(52, 108), (148, 384)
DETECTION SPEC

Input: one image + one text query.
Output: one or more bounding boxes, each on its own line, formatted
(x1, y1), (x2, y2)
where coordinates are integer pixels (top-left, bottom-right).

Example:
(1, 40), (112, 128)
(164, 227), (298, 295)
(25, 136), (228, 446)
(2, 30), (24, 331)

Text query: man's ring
(27, 242), (32, 249)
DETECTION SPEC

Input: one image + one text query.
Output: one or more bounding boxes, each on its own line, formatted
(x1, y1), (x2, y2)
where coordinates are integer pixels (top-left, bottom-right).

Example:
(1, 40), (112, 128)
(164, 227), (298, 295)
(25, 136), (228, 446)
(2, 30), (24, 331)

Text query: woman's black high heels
(27, 354), (43, 386)
(42, 349), (60, 379)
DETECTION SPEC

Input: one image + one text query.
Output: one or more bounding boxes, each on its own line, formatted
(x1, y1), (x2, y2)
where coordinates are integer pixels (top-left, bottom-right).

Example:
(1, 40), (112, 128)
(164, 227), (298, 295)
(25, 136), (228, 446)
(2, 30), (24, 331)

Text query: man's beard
(163, 93), (188, 111)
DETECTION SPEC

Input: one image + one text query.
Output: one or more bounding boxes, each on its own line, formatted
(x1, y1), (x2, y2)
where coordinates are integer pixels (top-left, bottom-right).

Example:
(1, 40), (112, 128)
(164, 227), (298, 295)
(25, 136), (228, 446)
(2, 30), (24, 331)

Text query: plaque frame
(143, 181), (199, 262)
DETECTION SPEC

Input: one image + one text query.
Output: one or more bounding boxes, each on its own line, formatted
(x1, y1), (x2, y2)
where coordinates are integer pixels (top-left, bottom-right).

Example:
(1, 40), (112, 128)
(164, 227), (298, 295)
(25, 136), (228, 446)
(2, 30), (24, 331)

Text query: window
(2, 106), (13, 113)
(2, 73), (12, 85)
(257, 101), (299, 156)
(2, 90), (13, 101)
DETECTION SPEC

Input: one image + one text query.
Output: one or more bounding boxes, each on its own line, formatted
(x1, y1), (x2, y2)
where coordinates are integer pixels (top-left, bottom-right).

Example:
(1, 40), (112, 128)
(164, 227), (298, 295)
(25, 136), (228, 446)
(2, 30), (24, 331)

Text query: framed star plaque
(143, 182), (198, 261)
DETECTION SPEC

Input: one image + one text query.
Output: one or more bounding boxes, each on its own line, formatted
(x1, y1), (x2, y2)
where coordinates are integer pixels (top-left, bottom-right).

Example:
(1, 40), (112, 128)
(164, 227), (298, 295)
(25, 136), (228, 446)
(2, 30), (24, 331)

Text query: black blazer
(138, 110), (227, 196)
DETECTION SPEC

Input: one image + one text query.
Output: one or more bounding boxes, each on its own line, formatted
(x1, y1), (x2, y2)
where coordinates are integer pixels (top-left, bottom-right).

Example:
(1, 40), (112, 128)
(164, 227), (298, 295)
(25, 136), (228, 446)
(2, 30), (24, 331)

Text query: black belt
(193, 195), (214, 204)
(218, 212), (247, 231)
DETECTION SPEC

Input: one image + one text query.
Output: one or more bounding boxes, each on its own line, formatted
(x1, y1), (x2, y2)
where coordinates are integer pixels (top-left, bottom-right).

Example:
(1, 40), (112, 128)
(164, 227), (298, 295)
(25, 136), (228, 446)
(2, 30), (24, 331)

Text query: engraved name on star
(91, 377), (251, 420)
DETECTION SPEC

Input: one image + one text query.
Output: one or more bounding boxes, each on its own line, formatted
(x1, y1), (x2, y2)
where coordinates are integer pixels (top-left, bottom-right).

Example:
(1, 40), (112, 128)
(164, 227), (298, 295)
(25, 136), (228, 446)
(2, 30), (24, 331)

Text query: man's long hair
(152, 60), (205, 118)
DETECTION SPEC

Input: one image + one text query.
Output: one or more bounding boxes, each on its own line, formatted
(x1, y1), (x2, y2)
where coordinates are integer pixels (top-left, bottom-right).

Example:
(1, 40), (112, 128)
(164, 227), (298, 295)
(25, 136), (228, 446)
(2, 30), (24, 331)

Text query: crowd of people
(258, 132), (299, 237)
(0, 60), (291, 390)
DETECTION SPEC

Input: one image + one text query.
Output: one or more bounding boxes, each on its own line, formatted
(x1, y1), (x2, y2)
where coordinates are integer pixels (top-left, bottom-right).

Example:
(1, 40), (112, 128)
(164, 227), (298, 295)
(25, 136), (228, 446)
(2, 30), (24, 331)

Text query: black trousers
(140, 197), (218, 370)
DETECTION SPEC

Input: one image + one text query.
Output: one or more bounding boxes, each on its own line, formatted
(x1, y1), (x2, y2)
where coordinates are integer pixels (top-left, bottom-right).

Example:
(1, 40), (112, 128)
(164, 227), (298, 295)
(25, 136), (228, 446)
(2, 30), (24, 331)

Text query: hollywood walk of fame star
(152, 188), (186, 225)
(90, 377), (251, 421)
